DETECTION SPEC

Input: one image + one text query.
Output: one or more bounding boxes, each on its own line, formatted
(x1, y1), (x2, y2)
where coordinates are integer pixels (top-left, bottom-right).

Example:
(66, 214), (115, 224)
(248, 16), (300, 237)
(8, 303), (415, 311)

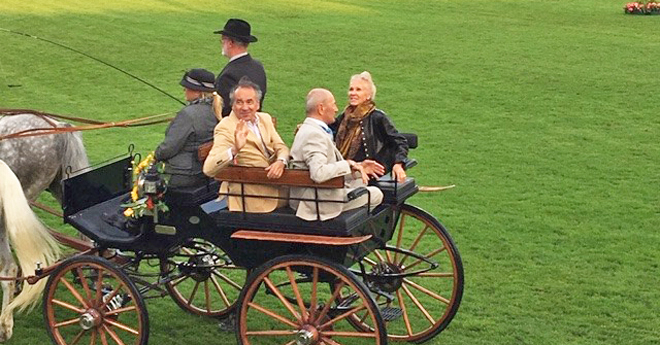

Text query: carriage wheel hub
(295, 325), (318, 345)
(79, 309), (102, 330)
(370, 262), (404, 293)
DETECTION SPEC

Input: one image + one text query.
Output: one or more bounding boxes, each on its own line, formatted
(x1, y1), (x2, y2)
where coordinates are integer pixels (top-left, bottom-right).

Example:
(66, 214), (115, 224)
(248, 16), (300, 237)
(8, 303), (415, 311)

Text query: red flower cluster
(624, 2), (660, 14)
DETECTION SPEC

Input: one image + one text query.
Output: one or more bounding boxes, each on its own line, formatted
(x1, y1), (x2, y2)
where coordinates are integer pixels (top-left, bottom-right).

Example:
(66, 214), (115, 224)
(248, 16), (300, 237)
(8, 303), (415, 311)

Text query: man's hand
(392, 163), (407, 183)
(265, 160), (285, 179)
(348, 160), (369, 184)
(361, 159), (385, 179)
(232, 119), (249, 155)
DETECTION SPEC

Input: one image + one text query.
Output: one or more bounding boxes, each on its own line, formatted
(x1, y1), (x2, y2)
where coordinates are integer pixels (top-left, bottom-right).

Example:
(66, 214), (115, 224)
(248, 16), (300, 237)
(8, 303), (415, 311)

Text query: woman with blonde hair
(331, 71), (409, 183)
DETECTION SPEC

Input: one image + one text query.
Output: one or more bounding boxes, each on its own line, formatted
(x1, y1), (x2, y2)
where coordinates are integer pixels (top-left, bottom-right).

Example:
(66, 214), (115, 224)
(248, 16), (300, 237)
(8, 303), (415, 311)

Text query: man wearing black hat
(155, 68), (219, 189)
(215, 18), (267, 117)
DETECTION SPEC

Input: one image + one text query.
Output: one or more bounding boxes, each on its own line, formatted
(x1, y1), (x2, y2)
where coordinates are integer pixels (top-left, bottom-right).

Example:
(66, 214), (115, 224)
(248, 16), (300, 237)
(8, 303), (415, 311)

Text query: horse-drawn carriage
(26, 140), (463, 345)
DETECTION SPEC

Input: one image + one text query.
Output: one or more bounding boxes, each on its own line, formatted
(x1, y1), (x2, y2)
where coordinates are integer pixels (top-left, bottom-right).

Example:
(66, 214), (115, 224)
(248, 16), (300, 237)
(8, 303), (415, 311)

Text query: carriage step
(380, 307), (403, 321)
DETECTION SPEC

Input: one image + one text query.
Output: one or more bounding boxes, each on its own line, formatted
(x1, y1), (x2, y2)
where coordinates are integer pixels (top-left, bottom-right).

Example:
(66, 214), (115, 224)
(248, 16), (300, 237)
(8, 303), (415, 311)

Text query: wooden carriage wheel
(349, 204), (464, 343)
(236, 255), (387, 345)
(163, 238), (246, 318)
(43, 255), (149, 345)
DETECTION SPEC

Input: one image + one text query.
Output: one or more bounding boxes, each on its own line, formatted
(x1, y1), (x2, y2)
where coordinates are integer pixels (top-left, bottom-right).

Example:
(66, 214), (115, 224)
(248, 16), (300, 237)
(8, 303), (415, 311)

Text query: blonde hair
(212, 92), (223, 120)
(350, 71), (377, 100)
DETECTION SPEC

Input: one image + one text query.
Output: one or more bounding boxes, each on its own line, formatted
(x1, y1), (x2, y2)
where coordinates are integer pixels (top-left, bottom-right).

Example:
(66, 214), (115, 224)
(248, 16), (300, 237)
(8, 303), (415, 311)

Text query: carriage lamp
(35, 261), (42, 275)
(137, 165), (166, 196)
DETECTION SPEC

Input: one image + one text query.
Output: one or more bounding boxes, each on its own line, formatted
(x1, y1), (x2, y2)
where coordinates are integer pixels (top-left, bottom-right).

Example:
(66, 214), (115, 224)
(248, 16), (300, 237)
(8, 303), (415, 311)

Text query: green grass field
(1, 0), (659, 344)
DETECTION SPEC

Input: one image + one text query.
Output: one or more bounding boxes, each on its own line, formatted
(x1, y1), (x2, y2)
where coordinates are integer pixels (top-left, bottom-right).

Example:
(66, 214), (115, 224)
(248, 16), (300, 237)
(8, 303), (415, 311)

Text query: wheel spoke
(314, 281), (345, 325)
(104, 318), (139, 335)
(54, 317), (80, 328)
(404, 246), (446, 271)
(102, 324), (127, 345)
(187, 281), (201, 306)
(362, 256), (378, 267)
(99, 326), (109, 345)
(60, 277), (89, 309)
(96, 271), (104, 305)
(404, 279), (450, 304)
(104, 305), (137, 317)
(401, 283), (435, 325)
(322, 331), (377, 338)
(247, 301), (299, 328)
(71, 329), (86, 345)
(320, 337), (342, 345)
(97, 284), (123, 311)
(52, 298), (85, 313)
(90, 328), (97, 345)
(212, 271), (243, 290)
(396, 289), (413, 336)
(393, 211), (407, 263)
(263, 276), (301, 321)
(285, 267), (308, 322)
(398, 224), (429, 267)
(384, 250), (393, 263)
(372, 250), (386, 263)
(210, 275), (231, 307)
(245, 330), (296, 336)
(319, 304), (367, 329)
(204, 280), (211, 312)
(170, 276), (188, 288)
(309, 266), (318, 321)
(75, 267), (93, 301)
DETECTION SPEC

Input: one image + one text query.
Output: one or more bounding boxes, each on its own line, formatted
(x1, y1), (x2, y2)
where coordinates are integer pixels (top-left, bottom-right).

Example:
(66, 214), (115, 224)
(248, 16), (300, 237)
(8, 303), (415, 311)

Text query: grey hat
(180, 69), (215, 92)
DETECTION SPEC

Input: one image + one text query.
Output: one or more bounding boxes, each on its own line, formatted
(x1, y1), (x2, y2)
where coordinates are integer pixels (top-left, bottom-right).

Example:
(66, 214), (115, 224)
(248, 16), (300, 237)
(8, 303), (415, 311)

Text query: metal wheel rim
(348, 204), (464, 342)
(43, 256), (148, 345)
(237, 256), (387, 345)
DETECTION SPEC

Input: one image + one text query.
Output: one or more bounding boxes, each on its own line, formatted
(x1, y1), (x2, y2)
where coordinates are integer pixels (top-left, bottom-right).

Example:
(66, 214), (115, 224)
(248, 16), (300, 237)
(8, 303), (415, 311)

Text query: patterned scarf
(188, 96), (213, 105)
(335, 100), (376, 159)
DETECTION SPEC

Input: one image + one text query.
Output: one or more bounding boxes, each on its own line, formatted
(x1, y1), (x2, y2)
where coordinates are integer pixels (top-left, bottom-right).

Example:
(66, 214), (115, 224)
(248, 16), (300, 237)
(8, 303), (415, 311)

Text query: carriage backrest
(62, 155), (132, 217)
(401, 132), (418, 149)
(214, 166), (343, 188)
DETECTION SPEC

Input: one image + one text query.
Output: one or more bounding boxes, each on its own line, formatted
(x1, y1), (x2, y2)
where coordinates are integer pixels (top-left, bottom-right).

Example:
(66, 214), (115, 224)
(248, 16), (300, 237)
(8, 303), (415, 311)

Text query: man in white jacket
(289, 88), (384, 221)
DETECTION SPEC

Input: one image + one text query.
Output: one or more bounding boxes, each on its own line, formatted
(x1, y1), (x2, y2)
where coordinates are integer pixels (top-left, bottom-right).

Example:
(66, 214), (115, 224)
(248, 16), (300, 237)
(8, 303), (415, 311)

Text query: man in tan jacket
(203, 78), (289, 212)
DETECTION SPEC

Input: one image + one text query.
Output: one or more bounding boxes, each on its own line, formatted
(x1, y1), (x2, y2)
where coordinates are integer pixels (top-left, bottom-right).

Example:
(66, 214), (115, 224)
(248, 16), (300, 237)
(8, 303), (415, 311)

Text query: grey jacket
(155, 98), (218, 177)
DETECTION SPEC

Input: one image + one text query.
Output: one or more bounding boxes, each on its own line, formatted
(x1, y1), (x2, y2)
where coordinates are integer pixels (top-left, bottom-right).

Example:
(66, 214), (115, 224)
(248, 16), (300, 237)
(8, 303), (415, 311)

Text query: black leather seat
(164, 180), (219, 207)
(208, 205), (382, 237)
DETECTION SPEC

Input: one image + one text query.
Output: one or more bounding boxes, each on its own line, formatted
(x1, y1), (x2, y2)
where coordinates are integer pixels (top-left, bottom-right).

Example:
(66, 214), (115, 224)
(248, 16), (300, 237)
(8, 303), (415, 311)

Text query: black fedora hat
(180, 69), (215, 92)
(214, 18), (258, 43)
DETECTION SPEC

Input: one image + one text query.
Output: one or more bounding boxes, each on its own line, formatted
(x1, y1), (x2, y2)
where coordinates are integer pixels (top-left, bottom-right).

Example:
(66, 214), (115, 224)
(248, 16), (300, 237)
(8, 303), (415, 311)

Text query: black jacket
(215, 54), (267, 117)
(155, 99), (218, 177)
(330, 109), (409, 173)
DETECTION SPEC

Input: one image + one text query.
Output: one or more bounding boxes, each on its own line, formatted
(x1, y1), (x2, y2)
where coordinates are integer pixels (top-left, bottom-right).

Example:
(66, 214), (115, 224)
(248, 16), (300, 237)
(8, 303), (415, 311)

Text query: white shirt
(307, 117), (333, 137)
(229, 52), (248, 62)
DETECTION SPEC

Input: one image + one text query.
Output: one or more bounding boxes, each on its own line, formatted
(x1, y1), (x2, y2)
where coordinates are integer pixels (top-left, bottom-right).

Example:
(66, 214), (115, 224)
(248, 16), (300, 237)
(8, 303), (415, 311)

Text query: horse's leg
(0, 214), (17, 342)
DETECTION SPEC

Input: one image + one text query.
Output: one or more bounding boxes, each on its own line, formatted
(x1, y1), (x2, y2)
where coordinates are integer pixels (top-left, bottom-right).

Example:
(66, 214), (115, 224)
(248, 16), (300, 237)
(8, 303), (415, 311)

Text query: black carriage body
(61, 156), (408, 268)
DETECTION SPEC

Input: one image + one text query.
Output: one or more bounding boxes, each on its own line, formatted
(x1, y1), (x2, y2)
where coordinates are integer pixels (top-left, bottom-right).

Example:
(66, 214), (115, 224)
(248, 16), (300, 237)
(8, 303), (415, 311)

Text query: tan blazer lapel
(257, 117), (273, 159)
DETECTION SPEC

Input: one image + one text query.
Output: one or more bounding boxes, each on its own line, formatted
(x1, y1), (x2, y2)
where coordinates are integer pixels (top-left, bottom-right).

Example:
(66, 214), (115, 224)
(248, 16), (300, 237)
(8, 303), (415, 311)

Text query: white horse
(0, 113), (89, 342)
(0, 160), (61, 342)
(0, 113), (89, 202)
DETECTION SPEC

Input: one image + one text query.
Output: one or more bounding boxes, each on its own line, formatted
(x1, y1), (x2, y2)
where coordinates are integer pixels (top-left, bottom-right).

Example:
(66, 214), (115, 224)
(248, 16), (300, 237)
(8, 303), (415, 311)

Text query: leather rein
(0, 108), (173, 141)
